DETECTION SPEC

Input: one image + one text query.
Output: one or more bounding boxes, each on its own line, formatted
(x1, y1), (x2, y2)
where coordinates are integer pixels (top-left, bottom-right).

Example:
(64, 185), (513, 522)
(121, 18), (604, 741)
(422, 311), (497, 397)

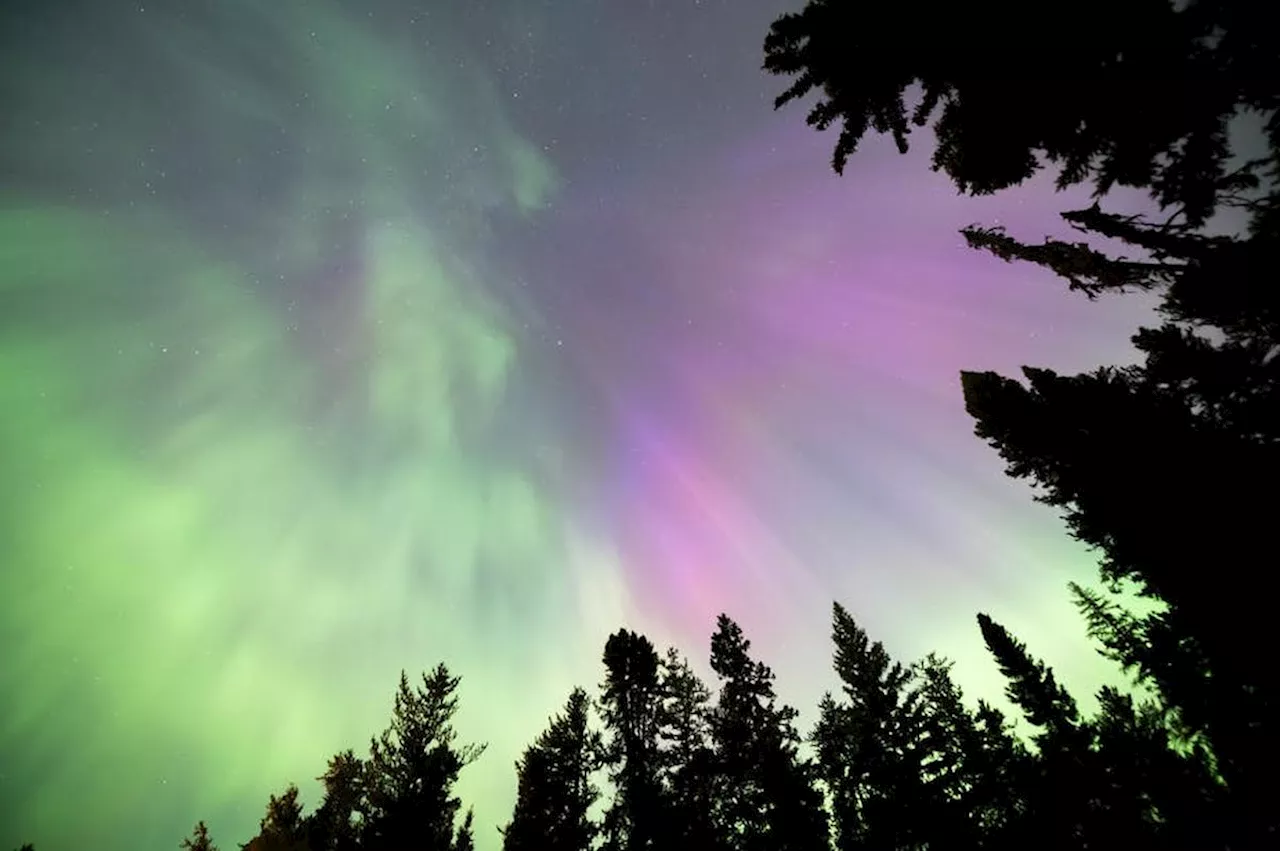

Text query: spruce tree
(180, 822), (218, 851)
(308, 750), (365, 851)
(813, 605), (906, 850)
(708, 615), (828, 851)
(361, 666), (484, 851)
(598, 630), (665, 851)
(763, 0), (1275, 226)
(910, 654), (1015, 850)
(764, 2), (1279, 842)
(976, 614), (1224, 848)
(502, 687), (601, 851)
(978, 614), (1098, 849)
(655, 648), (722, 851)
(241, 785), (309, 851)
(814, 604), (1018, 850)
(452, 810), (474, 851)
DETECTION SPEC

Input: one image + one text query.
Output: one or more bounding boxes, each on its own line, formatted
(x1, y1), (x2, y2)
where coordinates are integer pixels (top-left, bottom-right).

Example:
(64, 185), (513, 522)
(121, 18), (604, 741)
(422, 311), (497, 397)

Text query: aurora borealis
(2, 1), (1162, 849)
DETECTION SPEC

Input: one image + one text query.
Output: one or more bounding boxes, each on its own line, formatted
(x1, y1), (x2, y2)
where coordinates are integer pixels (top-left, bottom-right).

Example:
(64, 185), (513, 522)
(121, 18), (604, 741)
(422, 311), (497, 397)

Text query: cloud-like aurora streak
(1, 2), (602, 848)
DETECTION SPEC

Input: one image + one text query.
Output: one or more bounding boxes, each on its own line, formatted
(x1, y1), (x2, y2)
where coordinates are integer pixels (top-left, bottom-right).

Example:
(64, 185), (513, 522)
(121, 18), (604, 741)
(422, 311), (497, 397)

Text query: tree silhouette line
(13, 0), (1276, 848)
(160, 601), (1234, 851)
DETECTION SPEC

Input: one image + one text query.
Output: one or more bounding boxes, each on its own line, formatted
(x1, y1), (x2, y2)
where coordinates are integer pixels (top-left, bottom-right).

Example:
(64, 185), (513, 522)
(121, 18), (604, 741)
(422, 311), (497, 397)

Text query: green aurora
(1, 2), (607, 847)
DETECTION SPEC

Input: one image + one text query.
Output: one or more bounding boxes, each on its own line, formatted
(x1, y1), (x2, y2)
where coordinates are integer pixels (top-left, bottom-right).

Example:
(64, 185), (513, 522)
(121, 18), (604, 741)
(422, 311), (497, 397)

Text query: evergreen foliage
(654, 648), (720, 851)
(707, 615), (828, 851)
(186, 603), (1241, 850)
(181, 822), (218, 851)
(502, 687), (600, 851)
(598, 630), (665, 851)
(361, 666), (485, 851)
(766, 0), (1277, 844)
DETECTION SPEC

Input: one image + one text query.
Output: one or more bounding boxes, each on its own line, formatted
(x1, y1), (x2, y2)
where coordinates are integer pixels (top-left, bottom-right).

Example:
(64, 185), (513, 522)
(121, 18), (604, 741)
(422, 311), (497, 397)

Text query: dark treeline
(164, 600), (1231, 851)
(14, 0), (1275, 849)
(761, 0), (1277, 845)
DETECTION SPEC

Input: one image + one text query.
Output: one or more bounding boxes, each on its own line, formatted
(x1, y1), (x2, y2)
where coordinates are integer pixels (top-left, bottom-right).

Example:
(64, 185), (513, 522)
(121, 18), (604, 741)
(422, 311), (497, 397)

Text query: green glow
(0, 2), (584, 848)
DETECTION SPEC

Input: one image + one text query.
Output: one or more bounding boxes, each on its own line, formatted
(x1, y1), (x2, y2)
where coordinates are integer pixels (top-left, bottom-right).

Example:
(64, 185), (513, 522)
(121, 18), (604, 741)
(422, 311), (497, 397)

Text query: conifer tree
(655, 648), (722, 851)
(764, 2), (1279, 842)
(598, 630), (665, 851)
(909, 654), (1014, 849)
(1089, 686), (1223, 850)
(452, 809), (474, 851)
(180, 822), (218, 851)
(977, 614), (1098, 849)
(502, 687), (601, 851)
(814, 604), (1019, 850)
(308, 750), (365, 851)
(241, 785), (309, 851)
(976, 614), (1225, 848)
(813, 602), (920, 850)
(708, 615), (828, 851)
(763, 0), (1275, 226)
(965, 700), (1030, 847)
(361, 666), (485, 851)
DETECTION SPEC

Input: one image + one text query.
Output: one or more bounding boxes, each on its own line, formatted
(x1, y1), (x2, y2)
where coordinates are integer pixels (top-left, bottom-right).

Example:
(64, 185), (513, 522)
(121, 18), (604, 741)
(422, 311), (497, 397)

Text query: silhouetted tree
(655, 648), (723, 851)
(814, 604), (1022, 850)
(813, 602), (917, 850)
(308, 750), (365, 851)
(241, 785), (309, 851)
(977, 613), (1226, 849)
(181, 821), (218, 851)
(598, 629), (665, 851)
(708, 615), (828, 851)
(765, 3), (1279, 844)
(910, 653), (1025, 850)
(963, 699), (1030, 848)
(502, 687), (601, 851)
(1089, 685), (1224, 849)
(962, 355), (1274, 844)
(452, 809), (474, 851)
(978, 614), (1101, 849)
(763, 0), (1276, 226)
(361, 666), (484, 851)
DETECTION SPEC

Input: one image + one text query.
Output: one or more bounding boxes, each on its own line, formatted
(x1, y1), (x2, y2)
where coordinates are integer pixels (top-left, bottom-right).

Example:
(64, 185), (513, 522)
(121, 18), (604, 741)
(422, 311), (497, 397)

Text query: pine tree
(708, 615), (828, 851)
(1089, 686), (1223, 850)
(180, 822), (218, 851)
(598, 630), (665, 851)
(975, 614), (1225, 848)
(764, 3), (1279, 842)
(813, 602), (918, 850)
(308, 750), (365, 851)
(502, 687), (601, 851)
(962, 353), (1275, 843)
(452, 809), (474, 851)
(241, 785), (309, 851)
(910, 653), (1015, 850)
(965, 700), (1030, 847)
(362, 666), (485, 851)
(814, 604), (1018, 850)
(763, 0), (1276, 227)
(655, 648), (722, 851)
(977, 614), (1099, 849)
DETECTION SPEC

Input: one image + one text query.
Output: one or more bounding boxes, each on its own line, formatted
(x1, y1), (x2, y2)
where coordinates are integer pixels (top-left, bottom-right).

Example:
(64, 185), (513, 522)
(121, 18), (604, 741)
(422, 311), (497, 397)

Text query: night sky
(1, 1), (1162, 849)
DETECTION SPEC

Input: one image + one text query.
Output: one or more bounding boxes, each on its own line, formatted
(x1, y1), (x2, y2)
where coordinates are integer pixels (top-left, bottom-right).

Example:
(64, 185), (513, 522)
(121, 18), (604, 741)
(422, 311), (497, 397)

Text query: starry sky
(1, 1), (1163, 849)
